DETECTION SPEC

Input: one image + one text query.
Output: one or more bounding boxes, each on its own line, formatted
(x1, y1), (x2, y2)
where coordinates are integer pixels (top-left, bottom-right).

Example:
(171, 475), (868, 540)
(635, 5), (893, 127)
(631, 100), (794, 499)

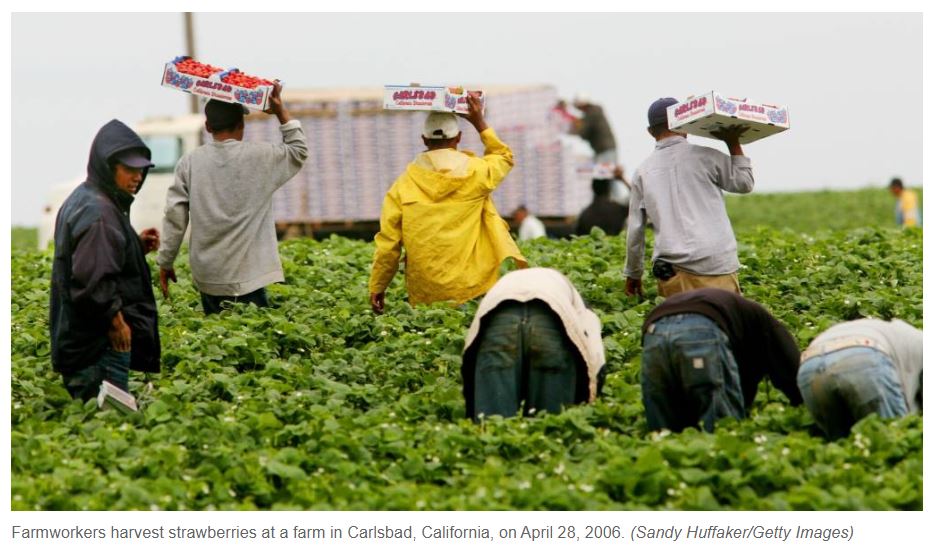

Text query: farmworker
(513, 205), (547, 240)
(461, 268), (606, 420)
(624, 97), (753, 299)
(640, 288), (802, 432)
(158, 83), (309, 314)
(50, 120), (162, 401)
(571, 93), (626, 203)
(797, 318), (922, 439)
(575, 165), (630, 236)
(888, 177), (921, 228)
(369, 94), (526, 313)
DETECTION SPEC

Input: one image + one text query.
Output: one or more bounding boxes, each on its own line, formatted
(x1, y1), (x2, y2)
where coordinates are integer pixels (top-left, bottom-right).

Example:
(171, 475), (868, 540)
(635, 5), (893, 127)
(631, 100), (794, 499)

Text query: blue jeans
(201, 287), (269, 315)
(797, 346), (908, 439)
(641, 313), (745, 432)
(471, 300), (583, 420)
(62, 348), (131, 401)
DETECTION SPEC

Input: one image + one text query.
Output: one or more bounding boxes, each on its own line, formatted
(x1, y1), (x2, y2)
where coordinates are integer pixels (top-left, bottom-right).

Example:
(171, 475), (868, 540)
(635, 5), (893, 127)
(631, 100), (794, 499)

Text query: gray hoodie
(157, 120), (309, 296)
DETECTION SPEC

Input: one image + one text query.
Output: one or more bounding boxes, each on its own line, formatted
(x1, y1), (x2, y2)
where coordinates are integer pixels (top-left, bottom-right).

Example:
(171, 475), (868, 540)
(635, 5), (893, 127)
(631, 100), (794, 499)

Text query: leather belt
(800, 336), (889, 364)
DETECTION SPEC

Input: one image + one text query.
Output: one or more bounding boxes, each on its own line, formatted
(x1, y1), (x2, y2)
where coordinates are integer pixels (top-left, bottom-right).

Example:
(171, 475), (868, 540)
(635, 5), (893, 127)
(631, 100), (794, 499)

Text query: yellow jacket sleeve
(476, 128), (514, 192)
(902, 190), (919, 227)
(369, 186), (403, 294)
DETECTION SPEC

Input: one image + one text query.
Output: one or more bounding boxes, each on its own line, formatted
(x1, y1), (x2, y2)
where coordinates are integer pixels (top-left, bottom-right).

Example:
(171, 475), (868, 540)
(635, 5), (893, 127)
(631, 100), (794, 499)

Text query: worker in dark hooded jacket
(50, 119), (162, 401)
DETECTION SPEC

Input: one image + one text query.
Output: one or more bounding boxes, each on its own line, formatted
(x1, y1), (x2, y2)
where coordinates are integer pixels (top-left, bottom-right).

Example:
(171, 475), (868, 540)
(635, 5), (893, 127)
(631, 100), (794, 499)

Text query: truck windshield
(140, 135), (183, 173)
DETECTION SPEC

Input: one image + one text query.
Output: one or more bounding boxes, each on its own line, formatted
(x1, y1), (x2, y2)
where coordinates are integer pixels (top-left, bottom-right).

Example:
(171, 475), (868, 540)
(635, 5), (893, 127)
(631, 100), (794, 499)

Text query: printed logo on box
(714, 96), (738, 115)
(392, 89), (439, 101)
(164, 67), (194, 91)
(767, 108), (788, 125)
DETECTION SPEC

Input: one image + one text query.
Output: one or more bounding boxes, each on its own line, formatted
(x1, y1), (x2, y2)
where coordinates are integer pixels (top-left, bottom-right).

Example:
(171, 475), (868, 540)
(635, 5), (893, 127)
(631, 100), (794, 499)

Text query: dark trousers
(62, 348), (131, 401)
(640, 313), (745, 432)
(200, 287), (269, 315)
(470, 300), (583, 420)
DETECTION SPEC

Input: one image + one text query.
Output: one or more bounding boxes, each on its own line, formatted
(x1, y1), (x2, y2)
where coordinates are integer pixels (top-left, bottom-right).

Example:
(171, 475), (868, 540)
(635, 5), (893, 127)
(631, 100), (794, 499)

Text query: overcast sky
(10, 12), (922, 226)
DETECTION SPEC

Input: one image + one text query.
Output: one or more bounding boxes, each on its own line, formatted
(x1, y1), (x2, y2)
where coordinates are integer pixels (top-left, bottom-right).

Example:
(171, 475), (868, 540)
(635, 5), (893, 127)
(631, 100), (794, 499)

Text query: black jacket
(576, 196), (628, 236)
(50, 120), (161, 375)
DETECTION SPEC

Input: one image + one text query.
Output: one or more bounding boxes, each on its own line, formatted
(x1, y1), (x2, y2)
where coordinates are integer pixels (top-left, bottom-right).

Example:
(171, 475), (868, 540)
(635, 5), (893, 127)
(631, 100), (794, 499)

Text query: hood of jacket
(407, 147), (475, 201)
(85, 119), (152, 211)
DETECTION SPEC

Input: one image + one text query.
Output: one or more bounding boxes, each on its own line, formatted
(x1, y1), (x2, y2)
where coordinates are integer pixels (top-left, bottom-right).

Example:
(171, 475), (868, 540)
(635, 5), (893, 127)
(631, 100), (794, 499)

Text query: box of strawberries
(161, 56), (279, 111)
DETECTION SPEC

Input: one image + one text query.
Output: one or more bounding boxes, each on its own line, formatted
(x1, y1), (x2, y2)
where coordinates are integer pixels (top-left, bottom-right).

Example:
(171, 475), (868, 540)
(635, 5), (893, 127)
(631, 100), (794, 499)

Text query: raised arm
(710, 125), (754, 194)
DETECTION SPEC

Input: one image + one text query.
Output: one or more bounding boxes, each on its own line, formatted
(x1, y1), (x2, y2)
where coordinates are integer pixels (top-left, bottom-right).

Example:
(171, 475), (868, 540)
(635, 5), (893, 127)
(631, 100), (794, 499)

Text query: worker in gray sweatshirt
(157, 83), (309, 314)
(624, 97), (752, 299)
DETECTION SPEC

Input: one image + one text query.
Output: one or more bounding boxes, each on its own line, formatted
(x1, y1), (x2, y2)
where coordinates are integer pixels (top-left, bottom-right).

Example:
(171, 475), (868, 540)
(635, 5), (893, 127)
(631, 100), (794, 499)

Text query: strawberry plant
(10, 190), (922, 510)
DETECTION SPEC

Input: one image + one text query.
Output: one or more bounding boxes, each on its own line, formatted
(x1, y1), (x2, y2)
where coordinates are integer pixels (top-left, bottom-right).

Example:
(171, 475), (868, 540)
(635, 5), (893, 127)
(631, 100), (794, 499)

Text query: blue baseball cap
(648, 97), (679, 127)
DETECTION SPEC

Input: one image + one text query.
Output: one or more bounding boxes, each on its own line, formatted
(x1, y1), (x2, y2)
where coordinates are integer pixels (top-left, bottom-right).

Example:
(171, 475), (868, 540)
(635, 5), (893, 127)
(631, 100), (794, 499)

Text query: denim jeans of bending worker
(797, 346), (908, 439)
(200, 287), (269, 315)
(471, 300), (583, 419)
(641, 313), (744, 432)
(62, 348), (131, 401)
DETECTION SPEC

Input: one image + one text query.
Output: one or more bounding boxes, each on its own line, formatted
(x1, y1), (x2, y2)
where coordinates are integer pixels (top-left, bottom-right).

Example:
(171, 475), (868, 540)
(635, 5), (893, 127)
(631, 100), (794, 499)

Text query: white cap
(422, 112), (460, 140)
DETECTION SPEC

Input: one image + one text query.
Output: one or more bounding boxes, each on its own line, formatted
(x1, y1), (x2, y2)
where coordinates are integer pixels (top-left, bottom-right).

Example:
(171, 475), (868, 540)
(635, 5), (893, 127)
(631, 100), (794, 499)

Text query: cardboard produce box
(97, 381), (138, 413)
(667, 92), (789, 144)
(383, 85), (485, 114)
(161, 56), (277, 111)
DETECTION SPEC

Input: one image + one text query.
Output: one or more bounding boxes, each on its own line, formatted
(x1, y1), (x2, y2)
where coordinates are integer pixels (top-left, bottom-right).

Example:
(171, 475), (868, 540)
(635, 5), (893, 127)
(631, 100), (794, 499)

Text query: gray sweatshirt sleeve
(623, 171), (647, 279)
(156, 156), (191, 269)
(263, 120), (310, 193)
(711, 152), (754, 194)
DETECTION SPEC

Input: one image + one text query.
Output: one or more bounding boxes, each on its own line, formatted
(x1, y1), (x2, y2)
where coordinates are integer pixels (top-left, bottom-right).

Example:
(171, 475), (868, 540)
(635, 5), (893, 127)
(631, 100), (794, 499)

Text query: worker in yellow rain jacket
(889, 177), (921, 228)
(369, 93), (526, 313)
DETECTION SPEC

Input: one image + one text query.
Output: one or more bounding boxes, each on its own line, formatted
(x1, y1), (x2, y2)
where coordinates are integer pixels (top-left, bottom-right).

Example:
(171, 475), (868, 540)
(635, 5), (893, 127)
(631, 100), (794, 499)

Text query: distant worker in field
(513, 205), (547, 241)
(640, 289), (802, 432)
(888, 177), (921, 228)
(624, 97), (753, 299)
(158, 83), (309, 314)
(50, 120), (162, 400)
(575, 165), (630, 236)
(571, 93), (626, 203)
(797, 318), (922, 439)
(369, 94), (526, 314)
(461, 268), (606, 420)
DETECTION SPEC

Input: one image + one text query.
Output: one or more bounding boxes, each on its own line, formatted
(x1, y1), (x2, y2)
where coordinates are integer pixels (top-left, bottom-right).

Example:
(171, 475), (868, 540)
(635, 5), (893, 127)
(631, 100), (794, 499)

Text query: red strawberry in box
(161, 56), (280, 111)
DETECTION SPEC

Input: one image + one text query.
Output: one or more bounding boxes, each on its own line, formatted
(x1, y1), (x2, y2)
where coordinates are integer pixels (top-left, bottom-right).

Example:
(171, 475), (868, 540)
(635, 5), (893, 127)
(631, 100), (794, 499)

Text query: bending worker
(640, 288), (802, 432)
(461, 267), (606, 420)
(798, 318), (922, 439)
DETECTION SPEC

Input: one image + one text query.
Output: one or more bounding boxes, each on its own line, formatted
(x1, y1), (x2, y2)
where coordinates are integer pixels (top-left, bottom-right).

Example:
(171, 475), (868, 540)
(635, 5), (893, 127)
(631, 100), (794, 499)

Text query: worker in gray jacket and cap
(624, 97), (752, 299)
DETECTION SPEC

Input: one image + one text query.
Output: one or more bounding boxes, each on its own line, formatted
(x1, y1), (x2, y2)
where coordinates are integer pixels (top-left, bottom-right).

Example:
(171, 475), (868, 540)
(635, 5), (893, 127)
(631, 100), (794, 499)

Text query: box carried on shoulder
(383, 84), (485, 115)
(667, 92), (789, 144)
(161, 55), (278, 111)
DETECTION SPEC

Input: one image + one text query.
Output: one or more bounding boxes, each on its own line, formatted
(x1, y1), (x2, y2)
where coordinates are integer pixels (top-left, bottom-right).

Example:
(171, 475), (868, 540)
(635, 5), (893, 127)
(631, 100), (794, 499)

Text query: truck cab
(38, 114), (205, 249)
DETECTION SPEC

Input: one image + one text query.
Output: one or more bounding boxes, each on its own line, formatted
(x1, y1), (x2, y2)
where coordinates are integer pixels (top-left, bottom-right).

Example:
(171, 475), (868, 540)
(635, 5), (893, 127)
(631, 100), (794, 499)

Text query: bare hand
(108, 311), (132, 352)
(625, 277), (643, 298)
(710, 124), (748, 142)
(458, 92), (488, 133)
(159, 267), (177, 300)
(370, 292), (385, 315)
(139, 228), (160, 254)
(264, 81), (291, 123)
